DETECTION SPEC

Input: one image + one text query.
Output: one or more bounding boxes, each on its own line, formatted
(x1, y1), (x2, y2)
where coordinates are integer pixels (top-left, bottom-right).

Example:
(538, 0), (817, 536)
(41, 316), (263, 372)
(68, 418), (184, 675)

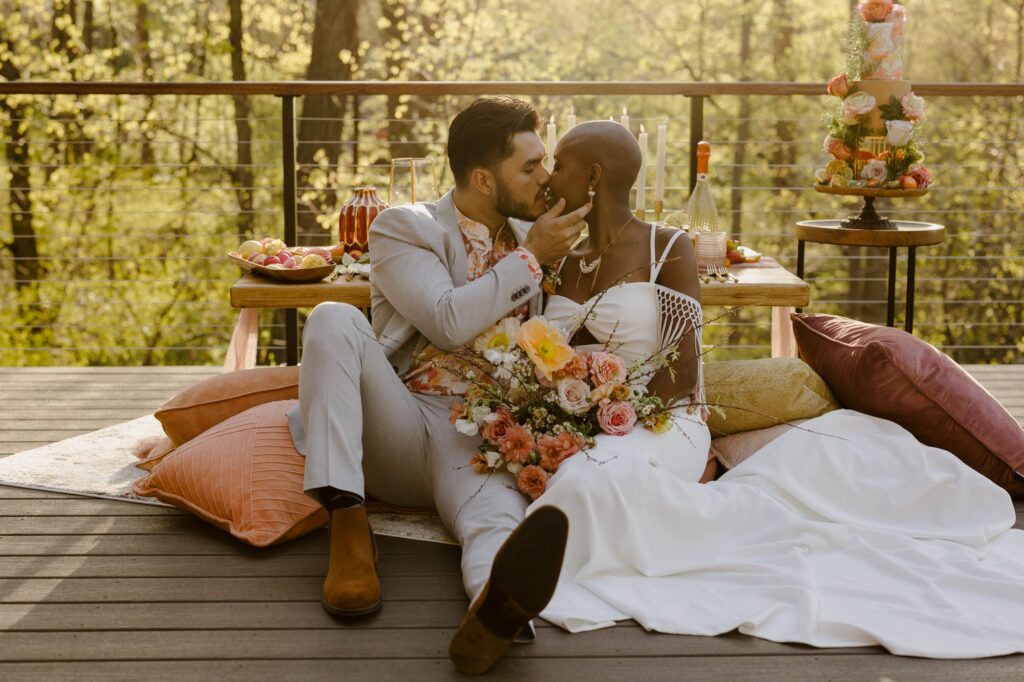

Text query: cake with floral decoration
(815, 0), (932, 191)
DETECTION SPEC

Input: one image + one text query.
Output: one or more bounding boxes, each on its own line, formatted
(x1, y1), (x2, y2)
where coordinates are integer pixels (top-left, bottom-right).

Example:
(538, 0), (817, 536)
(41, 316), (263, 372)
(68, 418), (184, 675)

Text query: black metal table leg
(905, 246), (917, 333)
(796, 240), (805, 314)
(886, 247), (897, 327)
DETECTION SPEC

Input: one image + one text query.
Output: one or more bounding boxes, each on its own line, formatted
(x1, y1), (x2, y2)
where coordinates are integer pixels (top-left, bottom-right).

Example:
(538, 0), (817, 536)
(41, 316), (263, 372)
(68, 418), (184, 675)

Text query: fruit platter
(229, 238), (338, 283)
(228, 238), (374, 284)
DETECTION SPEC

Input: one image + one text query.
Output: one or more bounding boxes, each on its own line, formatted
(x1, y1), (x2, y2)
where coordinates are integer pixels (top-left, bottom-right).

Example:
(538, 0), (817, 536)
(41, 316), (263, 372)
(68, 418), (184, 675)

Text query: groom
(287, 97), (589, 673)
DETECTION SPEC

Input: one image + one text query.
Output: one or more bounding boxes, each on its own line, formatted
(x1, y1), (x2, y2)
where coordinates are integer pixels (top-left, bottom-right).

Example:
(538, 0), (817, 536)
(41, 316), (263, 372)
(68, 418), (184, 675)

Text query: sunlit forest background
(1, 0), (1022, 366)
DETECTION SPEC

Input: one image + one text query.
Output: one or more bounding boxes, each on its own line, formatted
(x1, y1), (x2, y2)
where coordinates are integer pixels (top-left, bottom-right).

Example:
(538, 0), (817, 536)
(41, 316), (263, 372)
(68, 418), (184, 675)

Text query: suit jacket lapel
(435, 190), (468, 285)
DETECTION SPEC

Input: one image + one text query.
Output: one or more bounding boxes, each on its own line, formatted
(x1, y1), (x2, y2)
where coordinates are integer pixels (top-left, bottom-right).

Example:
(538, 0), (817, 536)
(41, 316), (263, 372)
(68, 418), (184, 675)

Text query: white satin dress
(531, 226), (1024, 658)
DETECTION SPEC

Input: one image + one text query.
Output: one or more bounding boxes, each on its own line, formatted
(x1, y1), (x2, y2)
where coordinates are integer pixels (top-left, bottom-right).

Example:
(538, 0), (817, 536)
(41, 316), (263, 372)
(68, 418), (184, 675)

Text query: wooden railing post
(688, 95), (704, 193)
(281, 95), (299, 366)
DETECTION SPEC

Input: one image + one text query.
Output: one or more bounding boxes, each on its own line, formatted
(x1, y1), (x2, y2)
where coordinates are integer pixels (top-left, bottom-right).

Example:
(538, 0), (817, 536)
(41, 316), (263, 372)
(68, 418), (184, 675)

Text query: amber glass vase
(338, 187), (388, 254)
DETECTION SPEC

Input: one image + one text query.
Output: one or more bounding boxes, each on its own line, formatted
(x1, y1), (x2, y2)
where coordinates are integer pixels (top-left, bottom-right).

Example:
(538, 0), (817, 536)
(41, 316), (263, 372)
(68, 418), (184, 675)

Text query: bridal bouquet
(447, 316), (675, 500)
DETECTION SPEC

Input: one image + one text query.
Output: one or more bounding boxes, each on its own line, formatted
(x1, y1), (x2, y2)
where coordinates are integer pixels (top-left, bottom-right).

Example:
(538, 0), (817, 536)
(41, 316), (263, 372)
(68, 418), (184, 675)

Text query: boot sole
(321, 597), (382, 617)
(449, 505), (568, 674)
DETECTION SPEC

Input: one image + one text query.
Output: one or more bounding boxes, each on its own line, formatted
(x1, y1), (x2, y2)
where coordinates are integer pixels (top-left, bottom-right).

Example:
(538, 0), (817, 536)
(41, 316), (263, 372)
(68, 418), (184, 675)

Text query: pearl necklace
(575, 215), (636, 275)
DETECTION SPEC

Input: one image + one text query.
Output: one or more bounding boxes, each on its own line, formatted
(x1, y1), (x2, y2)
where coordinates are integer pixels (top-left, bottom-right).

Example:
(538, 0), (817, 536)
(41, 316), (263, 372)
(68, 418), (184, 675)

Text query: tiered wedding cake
(815, 0), (932, 190)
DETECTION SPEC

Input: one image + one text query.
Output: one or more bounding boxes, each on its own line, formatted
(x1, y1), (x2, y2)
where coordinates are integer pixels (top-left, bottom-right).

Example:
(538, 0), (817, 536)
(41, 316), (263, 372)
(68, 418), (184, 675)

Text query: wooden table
(228, 260), (810, 368)
(795, 220), (945, 333)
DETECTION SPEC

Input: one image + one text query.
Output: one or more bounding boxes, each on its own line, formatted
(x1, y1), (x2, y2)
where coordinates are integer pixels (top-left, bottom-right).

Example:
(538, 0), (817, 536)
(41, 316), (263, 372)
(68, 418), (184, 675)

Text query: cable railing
(1, 81), (1022, 366)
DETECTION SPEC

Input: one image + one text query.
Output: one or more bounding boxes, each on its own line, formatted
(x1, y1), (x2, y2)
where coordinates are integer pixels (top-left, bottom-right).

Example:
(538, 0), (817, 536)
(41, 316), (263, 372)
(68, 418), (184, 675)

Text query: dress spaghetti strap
(650, 226), (686, 283)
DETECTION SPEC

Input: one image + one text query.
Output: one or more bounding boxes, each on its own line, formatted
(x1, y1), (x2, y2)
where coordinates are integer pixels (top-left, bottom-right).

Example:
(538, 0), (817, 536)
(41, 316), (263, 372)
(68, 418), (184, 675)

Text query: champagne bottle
(686, 141), (719, 232)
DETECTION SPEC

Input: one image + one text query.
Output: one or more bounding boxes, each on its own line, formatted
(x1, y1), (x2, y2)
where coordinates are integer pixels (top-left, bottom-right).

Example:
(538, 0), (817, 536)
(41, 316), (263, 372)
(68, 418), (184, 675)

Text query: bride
(531, 121), (1024, 657)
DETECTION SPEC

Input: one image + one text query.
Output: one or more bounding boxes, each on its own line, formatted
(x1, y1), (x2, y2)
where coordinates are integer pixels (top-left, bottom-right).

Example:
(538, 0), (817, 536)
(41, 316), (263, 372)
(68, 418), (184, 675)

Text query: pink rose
(516, 465), (548, 501)
(480, 407), (515, 444)
(901, 92), (925, 122)
(555, 378), (591, 415)
(886, 4), (907, 24)
(498, 424), (536, 465)
(555, 350), (591, 381)
(589, 351), (627, 386)
(827, 73), (851, 98)
(859, 0), (893, 22)
(536, 431), (585, 473)
(824, 136), (853, 161)
(907, 167), (932, 189)
(597, 400), (637, 436)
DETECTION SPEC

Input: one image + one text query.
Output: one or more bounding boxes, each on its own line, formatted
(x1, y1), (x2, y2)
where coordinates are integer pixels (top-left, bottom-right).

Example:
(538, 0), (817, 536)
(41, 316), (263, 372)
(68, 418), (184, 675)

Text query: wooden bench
(226, 259), (810, 370)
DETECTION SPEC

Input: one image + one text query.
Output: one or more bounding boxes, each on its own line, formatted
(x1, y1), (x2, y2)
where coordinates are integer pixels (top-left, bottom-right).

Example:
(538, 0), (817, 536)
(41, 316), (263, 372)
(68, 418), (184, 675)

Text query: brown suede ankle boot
(449, 506), (568, 674)
(321, 505), (382, 616)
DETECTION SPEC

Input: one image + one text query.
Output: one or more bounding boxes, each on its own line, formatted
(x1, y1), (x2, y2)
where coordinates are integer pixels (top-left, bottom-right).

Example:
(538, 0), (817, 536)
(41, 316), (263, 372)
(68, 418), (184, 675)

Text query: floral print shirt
(403, 208), (542, 396)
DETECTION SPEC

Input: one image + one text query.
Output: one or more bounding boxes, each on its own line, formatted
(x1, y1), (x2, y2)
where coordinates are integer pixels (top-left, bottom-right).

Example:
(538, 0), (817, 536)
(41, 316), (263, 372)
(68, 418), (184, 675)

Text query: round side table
(795, 220), (946, 333)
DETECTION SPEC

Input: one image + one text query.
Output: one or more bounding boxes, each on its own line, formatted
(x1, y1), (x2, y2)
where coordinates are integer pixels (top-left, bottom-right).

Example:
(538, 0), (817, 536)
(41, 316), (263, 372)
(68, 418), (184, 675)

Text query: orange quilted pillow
(155, 366), (299, 445)
(133, 399), (327, 547)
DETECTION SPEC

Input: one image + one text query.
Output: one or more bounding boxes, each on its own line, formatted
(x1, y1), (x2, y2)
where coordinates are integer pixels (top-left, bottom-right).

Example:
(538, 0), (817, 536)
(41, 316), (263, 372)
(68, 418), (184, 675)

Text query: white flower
(861, 159), (888, 182)
(507, 462), (523, 474)
(482, 412), (500, 423)
(555, 378), (591, 414)
(484, 450), (502, 468)
(482, 349), (503, 364)
(885, 120), (914, 147)
(901, 92), (926, 122)
(454, 419), (479, 436)
(473, 318), (521, 353)
(470, 405), (492, 425)
(841, 92), (876, 123)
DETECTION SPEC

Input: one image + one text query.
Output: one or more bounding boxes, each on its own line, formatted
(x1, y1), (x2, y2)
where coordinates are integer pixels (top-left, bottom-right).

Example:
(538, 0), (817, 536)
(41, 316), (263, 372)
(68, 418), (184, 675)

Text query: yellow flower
(516, 317), (574, 380)
(474, 317), (522, 353)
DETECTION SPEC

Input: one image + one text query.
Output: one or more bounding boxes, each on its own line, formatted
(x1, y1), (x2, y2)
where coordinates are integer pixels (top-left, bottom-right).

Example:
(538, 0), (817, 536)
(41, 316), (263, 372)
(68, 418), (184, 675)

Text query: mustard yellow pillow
(703, 358), (838, 436)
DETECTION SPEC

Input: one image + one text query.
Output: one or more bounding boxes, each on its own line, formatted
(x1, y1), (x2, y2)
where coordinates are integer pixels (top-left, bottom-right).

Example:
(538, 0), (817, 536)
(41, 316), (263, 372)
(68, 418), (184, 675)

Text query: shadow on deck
(0, 366), (1022, 681)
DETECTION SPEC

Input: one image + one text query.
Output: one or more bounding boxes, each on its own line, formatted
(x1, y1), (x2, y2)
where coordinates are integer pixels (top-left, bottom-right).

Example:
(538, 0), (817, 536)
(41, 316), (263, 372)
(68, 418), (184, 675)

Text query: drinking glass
(388, 157), (440, 206)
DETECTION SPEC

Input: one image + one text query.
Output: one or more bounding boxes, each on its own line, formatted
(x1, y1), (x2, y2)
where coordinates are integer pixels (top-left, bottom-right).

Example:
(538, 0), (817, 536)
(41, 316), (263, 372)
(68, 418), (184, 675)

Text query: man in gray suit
(287, 97), (590, 673)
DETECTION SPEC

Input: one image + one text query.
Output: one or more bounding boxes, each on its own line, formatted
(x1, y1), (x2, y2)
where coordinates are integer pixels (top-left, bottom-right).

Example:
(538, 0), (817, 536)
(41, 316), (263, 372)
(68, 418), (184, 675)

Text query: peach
(237, 240), (263, 258)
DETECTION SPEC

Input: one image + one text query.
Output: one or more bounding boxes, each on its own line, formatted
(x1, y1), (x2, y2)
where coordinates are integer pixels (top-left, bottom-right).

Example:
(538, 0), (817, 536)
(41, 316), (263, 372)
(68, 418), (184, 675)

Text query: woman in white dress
(532, 122), (1024, 658)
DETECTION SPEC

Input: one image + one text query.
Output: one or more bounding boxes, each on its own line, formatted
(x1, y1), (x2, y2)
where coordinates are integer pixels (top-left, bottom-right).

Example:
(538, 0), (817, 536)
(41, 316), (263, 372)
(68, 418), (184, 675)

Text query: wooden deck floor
(1, 365), (1023, 681)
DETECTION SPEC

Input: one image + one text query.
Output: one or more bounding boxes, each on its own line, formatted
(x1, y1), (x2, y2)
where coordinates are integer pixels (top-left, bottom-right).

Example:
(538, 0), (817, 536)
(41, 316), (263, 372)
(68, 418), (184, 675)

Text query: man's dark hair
(447, 97), (540, 186)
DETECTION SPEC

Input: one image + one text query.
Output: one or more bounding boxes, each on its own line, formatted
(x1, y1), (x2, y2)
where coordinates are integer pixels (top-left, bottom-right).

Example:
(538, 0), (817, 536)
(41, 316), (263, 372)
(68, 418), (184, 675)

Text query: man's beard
(496, 179), (544, 221)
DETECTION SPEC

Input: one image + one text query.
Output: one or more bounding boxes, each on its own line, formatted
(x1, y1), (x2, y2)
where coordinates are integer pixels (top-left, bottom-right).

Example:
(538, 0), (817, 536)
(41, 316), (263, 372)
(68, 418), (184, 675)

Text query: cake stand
(813, 185), (929, 230)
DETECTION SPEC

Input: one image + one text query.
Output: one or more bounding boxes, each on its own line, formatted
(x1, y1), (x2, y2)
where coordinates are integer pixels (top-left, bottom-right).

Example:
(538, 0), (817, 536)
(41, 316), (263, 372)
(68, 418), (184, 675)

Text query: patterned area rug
(0, 416), (456, 545)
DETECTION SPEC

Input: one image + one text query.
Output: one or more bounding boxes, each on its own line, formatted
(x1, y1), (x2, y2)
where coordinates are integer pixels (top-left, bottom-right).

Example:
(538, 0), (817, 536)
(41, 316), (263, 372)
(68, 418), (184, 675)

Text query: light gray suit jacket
(368, 189), (542, 374)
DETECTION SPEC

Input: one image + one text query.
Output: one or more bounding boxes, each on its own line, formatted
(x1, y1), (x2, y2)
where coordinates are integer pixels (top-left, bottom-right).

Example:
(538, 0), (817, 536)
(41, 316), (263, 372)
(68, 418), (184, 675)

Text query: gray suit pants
(287, 302), (528, 601)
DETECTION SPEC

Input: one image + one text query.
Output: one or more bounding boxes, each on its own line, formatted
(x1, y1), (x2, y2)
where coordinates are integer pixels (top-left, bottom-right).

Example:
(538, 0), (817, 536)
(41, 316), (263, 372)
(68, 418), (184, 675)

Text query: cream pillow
(703, 358), (838, 436)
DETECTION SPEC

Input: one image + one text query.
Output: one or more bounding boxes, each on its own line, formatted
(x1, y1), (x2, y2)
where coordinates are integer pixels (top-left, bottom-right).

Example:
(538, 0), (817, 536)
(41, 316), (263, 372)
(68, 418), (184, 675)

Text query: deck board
(1, 365), (1023, 681)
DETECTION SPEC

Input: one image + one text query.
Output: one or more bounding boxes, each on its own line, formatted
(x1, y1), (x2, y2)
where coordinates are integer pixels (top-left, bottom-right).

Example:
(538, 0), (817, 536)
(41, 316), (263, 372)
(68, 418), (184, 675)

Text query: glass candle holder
(694, 230), (727, 270)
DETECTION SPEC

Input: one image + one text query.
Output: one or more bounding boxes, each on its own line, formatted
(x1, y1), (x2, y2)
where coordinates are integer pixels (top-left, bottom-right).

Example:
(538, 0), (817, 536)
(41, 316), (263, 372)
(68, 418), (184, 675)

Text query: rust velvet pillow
(155, 366), (299, 445)
(134, 399), (328, 547)
(791, 313), (1024, 497)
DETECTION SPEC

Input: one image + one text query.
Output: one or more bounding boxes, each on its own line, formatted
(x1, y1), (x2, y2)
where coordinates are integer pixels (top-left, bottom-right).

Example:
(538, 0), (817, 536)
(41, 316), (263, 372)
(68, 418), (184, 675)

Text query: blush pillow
(791, 312), (1024, 497)
(711, 420), (809, 470)
(703, 357), (839, 436)
(155, 366), (299, 445)
(134, 400), (327, 547)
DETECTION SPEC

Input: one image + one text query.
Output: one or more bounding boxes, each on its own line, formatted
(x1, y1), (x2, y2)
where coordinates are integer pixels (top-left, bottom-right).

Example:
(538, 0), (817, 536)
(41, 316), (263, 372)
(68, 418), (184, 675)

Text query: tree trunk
(136, 0), (155, 167)
(228, 0), (254, 239)
(0, 51), (38, 288)
(83, 1), (95, 51)
(296, 0), (360, 245)
(729, 0), (754, 239)
(381, 0), (428, 159)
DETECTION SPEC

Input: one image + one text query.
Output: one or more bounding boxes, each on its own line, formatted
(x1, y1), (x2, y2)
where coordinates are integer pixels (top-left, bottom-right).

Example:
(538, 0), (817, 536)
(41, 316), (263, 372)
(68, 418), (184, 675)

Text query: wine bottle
(686, 141), (719, 232)
(687, 141), (726, 269)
